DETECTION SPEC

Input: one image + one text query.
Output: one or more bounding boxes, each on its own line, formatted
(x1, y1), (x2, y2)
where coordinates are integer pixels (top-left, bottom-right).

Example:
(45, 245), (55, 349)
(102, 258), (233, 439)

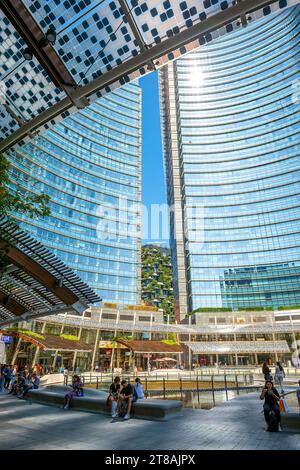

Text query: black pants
(263, 403), (281, 425)
(4, 378), (11, 389)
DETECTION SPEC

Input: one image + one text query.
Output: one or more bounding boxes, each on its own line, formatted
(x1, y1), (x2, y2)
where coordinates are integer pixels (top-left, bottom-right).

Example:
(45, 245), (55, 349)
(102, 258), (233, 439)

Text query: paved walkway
(0, 392), (299, 450)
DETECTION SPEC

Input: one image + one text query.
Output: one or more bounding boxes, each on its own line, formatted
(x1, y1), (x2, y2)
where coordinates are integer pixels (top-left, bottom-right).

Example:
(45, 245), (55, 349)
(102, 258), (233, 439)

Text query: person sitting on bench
(63, 375), (83, 410)
(119, 379), (136, 420)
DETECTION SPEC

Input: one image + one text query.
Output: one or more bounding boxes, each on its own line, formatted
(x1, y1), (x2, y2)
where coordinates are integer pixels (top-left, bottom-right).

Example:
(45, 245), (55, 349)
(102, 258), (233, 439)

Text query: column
(149, 314), (153, 340)
(91, 329), (100, 372)
(11, 337), (22, 364)
(273, 332), (278, 362)
(31, 346), (40, 369)
(72, 327), (82, 370)
(52, 350), (59, 369)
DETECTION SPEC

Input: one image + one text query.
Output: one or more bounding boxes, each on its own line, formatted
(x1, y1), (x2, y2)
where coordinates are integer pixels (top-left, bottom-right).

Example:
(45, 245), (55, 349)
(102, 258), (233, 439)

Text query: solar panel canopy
(0, 0), (299, 150)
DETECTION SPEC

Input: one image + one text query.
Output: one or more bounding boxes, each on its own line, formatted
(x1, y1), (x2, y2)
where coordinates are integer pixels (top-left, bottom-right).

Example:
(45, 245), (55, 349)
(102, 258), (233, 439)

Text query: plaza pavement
(0, 391), (300, 450)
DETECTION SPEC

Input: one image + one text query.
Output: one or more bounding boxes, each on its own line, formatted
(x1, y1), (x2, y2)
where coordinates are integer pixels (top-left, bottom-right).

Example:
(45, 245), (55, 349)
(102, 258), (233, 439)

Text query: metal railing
(72, 372), (259, 403)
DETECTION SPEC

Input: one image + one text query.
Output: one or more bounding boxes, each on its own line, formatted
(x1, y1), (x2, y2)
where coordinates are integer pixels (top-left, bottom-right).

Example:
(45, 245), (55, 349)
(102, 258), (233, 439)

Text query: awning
(0, 329), (92, 352)
(183, 341), (290, 354)
(0, 216), (100, 326)
(117, 340), (183, 354)
(154, 357), (178, 362)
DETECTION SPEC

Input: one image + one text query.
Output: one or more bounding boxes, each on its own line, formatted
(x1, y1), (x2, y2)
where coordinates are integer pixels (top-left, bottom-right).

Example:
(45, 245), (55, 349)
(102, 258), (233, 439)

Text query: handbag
(279, 397), (289, 413)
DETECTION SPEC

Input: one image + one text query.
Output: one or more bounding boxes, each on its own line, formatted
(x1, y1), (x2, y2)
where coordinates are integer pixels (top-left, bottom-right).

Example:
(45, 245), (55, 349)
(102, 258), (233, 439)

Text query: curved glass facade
(7, 82), (141, 305)
(160, 6), (300, 318)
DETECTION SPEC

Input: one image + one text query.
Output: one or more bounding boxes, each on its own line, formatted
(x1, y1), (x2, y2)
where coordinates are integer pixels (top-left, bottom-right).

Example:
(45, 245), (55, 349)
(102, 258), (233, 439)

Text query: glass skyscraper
(7, 82), (142, 306)
(160, 6), (300, 320)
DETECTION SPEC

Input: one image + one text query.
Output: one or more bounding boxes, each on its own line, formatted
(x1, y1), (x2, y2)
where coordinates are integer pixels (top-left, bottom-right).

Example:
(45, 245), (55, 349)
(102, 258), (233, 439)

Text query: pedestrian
(4, 365), (13, 390)
(63, 367), (69, 385)
(10, 365), (18, 390)
(260, 380), (281, 432)
(274, 362), (285, 393)
(297, 380), (300, 416)
(262, 362), (272, 381)
(0, 364), (5, 393)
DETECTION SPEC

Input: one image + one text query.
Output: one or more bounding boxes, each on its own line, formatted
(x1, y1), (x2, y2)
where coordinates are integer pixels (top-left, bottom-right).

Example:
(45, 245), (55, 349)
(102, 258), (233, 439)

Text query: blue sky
(140, 71), (168, 246)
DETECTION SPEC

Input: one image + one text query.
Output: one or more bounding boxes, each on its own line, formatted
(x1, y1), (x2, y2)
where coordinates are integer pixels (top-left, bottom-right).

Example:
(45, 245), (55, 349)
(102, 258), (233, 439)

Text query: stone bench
(281, 409), (300, 433)
(26, 385), (182, 421)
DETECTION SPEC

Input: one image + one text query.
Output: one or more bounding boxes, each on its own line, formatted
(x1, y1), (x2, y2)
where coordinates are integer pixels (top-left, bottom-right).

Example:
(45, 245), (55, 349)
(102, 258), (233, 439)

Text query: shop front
(117, 340), (184, 371)
(1, 330), (92, 371)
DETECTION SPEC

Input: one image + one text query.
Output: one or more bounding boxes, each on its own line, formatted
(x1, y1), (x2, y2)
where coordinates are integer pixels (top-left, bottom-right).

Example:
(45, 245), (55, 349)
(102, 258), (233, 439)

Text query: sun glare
(188, 68), (205, 88)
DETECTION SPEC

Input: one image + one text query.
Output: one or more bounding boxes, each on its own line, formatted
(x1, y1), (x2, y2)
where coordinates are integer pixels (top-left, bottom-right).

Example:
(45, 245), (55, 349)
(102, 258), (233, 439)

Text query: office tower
(7, 82), (142, 305)
(160, 6), (300, 320)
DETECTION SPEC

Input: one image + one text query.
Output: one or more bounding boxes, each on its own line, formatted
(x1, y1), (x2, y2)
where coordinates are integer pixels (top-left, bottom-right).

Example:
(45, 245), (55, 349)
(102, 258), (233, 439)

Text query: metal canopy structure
(1, 0), (299, 152)
(0, 216), (100, 326)
(183, 341), (291, 354)
(38, 312), (300, 335)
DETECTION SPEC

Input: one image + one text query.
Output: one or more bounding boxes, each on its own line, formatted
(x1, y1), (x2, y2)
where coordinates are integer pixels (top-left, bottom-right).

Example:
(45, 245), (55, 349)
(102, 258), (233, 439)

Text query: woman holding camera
(260, 380), (281, 431)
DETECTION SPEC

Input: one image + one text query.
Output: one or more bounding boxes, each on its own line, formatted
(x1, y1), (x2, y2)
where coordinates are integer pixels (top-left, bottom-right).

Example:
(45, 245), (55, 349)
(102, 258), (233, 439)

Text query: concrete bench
(281, 409), (300, 433)
(26, 385), (182, 421)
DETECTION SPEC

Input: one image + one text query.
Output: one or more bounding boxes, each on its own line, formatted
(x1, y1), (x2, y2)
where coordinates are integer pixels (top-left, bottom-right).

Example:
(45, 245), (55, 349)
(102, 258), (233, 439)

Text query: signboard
(0, 335), (12, 344)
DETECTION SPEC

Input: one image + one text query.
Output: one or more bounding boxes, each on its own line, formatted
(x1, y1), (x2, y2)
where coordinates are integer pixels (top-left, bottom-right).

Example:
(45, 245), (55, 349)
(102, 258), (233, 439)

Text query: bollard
(235, 374), (239, 395)
(96, 376), (99, 389)
(196, 373), (200, 403)
(224, 374), (228, 401)
(211, 375), (215, 407)
(180, 378), (183, 401)
(163, 378), (166, 400)
(145, 377), (148, 398)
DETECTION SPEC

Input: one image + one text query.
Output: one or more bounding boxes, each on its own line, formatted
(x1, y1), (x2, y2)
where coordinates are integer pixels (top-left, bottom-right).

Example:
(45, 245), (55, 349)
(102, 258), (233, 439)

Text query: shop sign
(0, 335), (12, 344)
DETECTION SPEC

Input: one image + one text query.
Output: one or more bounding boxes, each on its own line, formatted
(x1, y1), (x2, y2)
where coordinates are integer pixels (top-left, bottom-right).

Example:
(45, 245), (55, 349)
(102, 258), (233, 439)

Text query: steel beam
(0, 0), (82, 104)
(0, 0), (292, 152)
(1, 243), (79, 305)
(118, 0), (148, 53)
(0, 306), (74, 327)
(0, 289), (27, 316)
(119, 0), (156, 71)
